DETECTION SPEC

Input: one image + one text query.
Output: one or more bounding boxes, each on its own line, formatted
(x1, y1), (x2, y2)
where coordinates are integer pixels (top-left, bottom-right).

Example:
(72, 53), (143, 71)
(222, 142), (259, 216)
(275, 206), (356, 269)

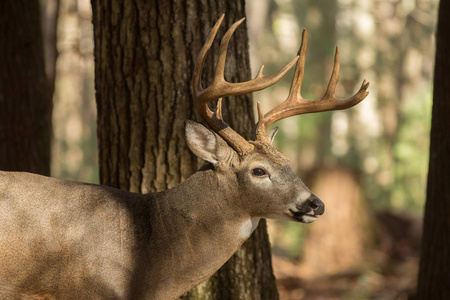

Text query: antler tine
(192, 14), (225, 96)
(195, 17), (299, 105)
(255, 29), (370, 143)
(289, 29), (308, 101)
(214, 18), (245, 87)
(192, 15), (298, 156)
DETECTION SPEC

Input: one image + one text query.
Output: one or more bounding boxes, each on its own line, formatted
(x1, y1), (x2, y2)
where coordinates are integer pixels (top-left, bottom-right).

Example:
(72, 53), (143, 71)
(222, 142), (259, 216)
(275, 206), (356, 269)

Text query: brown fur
(0, 122), (318, 299)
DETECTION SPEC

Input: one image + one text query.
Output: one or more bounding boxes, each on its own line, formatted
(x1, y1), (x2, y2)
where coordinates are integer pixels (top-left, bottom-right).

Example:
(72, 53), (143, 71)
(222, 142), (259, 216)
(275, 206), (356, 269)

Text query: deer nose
(307, 194), (325, 216)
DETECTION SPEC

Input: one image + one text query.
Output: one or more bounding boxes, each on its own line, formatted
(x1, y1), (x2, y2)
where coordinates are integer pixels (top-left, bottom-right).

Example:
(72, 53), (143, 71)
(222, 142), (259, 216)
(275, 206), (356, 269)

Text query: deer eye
(252, 168), (267, 177)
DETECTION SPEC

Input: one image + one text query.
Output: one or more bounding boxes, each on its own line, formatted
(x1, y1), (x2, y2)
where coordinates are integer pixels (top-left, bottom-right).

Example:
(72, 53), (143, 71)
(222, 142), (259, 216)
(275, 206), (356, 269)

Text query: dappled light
(50, 0), (97, 183)
(42, 0), (438, 298)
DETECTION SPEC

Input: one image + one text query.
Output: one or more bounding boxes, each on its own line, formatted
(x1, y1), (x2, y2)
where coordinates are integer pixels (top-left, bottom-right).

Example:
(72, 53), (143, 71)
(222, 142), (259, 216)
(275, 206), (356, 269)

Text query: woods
(0, 0), (447, 298)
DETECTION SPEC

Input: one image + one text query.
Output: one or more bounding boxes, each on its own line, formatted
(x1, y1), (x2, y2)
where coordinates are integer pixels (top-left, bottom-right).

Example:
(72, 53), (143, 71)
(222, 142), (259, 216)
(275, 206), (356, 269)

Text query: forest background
(11, 0), (441, 298)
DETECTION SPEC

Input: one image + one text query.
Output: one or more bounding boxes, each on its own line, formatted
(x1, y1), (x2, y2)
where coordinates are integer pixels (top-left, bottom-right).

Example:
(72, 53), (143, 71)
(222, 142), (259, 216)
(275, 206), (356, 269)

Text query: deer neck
(140, 167), (260, 299)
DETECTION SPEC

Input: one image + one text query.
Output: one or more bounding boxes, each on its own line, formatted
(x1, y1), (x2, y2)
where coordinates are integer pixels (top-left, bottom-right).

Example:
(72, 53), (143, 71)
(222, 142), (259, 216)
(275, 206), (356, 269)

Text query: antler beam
(255, 30), (370, 143)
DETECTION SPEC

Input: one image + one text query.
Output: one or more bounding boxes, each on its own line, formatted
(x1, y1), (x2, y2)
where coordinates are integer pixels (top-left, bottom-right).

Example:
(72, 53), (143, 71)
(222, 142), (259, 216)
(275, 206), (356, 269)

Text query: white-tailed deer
(0, 15), (368, 300)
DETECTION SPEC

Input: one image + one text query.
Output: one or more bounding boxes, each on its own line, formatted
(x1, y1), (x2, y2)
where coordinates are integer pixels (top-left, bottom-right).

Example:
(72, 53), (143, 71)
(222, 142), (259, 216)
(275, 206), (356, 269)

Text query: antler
(192, 14), (299, 155)
(255, 30), (370, 143)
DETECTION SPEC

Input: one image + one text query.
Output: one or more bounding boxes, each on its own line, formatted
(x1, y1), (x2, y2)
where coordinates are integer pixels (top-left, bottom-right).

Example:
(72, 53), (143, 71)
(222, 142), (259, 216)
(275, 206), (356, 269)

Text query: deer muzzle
(307, 194), (325, 216)
(289, 194), (325, 223)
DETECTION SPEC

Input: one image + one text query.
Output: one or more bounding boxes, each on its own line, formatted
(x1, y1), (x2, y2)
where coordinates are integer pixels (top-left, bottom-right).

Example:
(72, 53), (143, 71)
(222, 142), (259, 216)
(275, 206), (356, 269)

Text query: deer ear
(185, 120), (229, 165)
(266, 127), (279, 144)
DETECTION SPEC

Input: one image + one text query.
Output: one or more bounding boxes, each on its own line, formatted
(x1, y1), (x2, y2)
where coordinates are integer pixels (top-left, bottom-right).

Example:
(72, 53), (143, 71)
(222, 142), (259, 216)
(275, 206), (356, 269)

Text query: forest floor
(274, 254), (418, 300)
(273, 211), (422, 300)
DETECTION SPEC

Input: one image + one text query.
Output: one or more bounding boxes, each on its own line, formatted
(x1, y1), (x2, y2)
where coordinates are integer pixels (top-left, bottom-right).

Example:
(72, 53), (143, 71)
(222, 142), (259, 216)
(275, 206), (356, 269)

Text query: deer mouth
(289, 209), (319, 223)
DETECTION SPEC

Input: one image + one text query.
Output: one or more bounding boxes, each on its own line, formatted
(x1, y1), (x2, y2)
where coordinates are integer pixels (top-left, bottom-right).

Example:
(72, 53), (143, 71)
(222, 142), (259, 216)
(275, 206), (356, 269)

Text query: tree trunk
(0, 0), (52, 175)
(91, 0), (278, 298)
(417, 0), (450, 298)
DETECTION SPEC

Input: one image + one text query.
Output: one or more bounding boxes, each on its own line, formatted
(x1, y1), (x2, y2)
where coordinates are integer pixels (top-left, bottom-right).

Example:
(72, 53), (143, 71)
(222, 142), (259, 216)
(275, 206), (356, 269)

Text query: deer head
(187, 14), (369, 224)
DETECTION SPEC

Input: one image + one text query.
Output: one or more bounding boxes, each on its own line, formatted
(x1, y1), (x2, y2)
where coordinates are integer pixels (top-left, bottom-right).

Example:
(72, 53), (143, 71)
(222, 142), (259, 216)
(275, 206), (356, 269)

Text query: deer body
(0, 170), (253, 299)
(0, 15), (368, 299)
(0, 136), (315, 299)
(0, 171), (140, 298)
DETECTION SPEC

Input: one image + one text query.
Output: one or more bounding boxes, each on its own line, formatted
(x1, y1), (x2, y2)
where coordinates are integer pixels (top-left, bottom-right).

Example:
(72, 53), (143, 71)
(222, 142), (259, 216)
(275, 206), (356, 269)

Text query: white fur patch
(239, 218), (260, 239)
(302, 215), (318, 223)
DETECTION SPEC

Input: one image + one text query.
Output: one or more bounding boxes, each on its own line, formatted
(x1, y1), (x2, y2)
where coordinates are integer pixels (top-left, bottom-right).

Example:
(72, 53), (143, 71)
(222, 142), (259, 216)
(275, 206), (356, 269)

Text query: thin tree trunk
(0, 0), (52, 175)
(91, 0), (278, 298)
(417, 0), (450, 298)
(40, 0), (60, 98)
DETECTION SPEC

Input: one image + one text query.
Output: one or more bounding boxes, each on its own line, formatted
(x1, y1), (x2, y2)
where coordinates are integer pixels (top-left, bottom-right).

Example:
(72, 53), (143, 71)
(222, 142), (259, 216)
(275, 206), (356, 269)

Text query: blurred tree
(417, 0), (450, 298)
(50, 0), (98, 183)
(299, 168), (374, 278)
(366, 0), (435, 210)
(91, 0), (277, 298)
(0, 0), (52, 175)
(40, 0), (60, 97)
(247, 0), (376, 277)
(291, 0), (376, 278)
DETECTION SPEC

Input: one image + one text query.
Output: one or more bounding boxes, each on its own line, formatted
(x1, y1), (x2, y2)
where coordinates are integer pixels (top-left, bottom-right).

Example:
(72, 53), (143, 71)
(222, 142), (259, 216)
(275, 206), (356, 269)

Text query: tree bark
(417, 0), (450, 298)
(91, 0), (278, 298)
(0, 0), (52, 175)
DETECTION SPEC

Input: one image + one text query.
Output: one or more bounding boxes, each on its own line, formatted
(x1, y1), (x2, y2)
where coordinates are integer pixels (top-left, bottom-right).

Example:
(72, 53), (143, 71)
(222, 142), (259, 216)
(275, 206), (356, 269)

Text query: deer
(0, 15), (369, 300)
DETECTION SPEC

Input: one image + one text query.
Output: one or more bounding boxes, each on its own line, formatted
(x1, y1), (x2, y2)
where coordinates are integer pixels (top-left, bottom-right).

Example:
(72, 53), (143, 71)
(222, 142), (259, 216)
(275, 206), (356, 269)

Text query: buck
(0, 15), (369, 299)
